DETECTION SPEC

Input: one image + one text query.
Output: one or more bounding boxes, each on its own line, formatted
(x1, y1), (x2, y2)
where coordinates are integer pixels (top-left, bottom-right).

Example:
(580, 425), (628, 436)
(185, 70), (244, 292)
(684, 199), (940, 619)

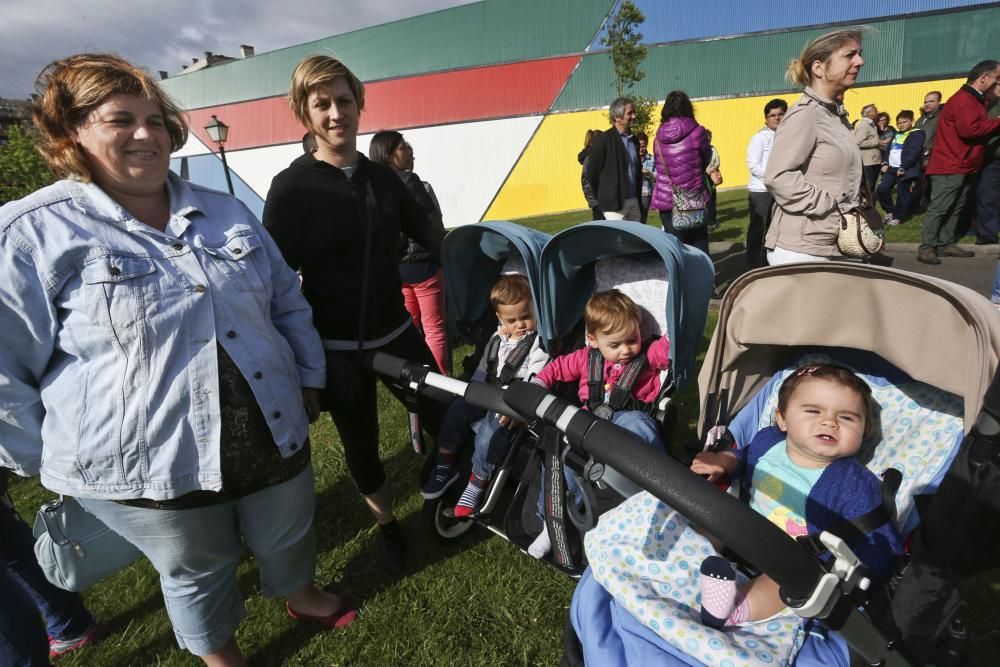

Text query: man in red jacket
(918, 60), (1000, 265)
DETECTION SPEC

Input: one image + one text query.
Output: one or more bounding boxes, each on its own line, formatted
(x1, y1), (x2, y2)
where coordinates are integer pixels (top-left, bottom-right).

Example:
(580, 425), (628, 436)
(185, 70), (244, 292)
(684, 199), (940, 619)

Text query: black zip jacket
(263, 153), (444, 342)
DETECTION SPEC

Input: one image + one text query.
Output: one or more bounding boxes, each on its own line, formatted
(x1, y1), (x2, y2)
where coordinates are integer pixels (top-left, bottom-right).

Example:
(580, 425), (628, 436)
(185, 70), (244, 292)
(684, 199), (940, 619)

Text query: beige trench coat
(764, 87), (863, 257)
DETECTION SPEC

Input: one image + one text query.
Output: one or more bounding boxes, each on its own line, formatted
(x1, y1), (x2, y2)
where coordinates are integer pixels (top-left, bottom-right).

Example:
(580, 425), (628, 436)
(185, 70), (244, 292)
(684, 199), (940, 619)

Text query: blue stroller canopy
(441, 221), (551, 338)
(538, 221), (714, 390)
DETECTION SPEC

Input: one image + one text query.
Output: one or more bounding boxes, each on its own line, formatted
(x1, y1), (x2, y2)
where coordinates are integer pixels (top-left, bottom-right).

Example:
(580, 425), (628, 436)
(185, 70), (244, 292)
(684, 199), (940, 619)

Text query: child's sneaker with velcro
(421, 465), (459, 499)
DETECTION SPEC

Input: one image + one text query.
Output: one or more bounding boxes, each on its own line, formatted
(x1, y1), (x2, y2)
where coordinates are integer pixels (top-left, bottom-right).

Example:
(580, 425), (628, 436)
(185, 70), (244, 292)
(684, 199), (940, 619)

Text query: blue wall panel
(590, 0), (995, 48)
(169, 156), (265, 220)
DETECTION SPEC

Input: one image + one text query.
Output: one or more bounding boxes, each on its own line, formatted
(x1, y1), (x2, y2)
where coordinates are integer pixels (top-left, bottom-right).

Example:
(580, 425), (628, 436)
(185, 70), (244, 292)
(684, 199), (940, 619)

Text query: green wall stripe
(162, 0), (614, 110)
(552, 5), (999, 111)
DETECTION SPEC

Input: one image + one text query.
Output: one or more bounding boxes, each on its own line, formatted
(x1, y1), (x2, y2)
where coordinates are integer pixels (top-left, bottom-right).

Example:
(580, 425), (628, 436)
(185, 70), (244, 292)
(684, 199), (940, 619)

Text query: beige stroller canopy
(699, 263), (1000, 431)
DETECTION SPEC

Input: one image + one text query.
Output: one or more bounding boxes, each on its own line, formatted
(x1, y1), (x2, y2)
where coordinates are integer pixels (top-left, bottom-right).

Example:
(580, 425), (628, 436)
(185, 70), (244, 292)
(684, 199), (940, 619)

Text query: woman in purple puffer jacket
(651, 90), (712, 253)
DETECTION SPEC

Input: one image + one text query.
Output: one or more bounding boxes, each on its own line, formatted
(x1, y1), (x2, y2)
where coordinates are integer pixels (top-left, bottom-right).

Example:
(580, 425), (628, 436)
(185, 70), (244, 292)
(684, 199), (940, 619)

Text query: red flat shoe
(287, 594), (358, 629)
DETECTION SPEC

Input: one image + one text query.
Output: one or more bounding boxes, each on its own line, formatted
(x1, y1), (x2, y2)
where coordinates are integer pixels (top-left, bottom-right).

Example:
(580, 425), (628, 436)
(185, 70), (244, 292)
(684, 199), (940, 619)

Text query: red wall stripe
(186, 56), (580, 153)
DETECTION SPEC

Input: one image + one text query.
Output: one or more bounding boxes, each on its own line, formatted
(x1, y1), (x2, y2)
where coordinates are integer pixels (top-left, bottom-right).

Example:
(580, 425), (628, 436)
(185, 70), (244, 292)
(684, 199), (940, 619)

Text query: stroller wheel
(423, 496), (475, 543)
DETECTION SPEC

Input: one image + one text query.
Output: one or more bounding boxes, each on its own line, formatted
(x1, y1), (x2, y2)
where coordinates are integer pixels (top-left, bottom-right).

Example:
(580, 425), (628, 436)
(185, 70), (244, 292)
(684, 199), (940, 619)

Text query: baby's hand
(690, 451), (738, 482)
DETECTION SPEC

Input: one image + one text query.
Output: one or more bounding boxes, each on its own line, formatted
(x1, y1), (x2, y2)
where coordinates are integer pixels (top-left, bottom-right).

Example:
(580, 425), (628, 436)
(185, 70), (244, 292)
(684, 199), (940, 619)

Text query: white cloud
(0, 0), (479, 98)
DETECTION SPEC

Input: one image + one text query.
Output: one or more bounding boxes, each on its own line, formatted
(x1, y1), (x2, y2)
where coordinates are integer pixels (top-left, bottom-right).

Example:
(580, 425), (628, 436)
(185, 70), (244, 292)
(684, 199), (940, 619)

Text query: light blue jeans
(437, 397), (513, 480)
(79, 465), (317, 656)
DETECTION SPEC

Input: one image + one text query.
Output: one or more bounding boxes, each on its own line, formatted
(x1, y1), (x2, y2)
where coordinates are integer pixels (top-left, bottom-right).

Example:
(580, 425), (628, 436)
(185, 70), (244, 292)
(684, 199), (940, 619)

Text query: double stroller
(502, 262), (1000, 666)
(371, 220), (713, 572)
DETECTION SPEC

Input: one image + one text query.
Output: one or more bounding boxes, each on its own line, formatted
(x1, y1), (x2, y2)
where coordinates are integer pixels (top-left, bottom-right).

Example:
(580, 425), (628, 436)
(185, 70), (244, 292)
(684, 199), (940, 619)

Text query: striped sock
(726, 591), (750, 626)
(436, 449), (456, 467)
(453, 474), (488, 517)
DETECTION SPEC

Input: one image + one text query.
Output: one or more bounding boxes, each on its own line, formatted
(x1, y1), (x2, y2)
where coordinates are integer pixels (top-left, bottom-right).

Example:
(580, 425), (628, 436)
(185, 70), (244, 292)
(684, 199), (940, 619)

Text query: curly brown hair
(32, 53), (188, 180)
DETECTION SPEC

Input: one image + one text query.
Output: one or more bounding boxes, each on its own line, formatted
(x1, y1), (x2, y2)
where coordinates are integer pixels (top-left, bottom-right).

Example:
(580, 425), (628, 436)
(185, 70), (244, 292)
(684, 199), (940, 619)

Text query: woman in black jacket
(369, 130), (449, 376)
(263, 55), (445, 574)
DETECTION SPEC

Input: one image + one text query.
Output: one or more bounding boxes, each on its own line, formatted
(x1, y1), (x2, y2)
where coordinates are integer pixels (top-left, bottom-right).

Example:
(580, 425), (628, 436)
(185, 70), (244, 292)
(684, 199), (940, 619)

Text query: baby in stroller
(691, 364), (902, 629)
(528, 289), (671, 558)
(421, 274), (548, 517)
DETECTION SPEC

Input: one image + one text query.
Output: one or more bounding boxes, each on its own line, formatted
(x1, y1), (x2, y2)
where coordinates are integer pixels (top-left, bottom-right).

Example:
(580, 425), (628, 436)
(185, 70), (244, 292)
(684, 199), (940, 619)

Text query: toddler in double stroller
(422, 274), (548, 517)
(528, 288), (672, 558)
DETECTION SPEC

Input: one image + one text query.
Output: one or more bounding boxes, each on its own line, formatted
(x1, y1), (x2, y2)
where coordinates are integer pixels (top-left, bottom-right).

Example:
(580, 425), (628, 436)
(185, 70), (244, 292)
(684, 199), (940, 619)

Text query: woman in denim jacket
(0, 54), (355, 666)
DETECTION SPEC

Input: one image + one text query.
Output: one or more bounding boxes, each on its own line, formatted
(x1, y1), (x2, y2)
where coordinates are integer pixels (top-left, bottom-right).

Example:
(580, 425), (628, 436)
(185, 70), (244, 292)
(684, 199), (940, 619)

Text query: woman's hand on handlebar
(690, 451), (738, 482)
(302, 388), (322, 424)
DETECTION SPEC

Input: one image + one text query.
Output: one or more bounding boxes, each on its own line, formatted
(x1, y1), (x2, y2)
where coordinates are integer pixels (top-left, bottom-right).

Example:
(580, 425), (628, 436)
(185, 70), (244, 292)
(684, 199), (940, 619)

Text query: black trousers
(863, 163), (882, 193)
(746, 191), (774, 269)
(659, 210), (708, 254)
(322, 324), (445, 495)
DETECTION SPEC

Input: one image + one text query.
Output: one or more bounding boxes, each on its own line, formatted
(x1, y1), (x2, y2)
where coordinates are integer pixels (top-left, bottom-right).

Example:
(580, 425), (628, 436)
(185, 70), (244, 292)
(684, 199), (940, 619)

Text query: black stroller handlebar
(504, 381), (828, 605)
(368, 352), (519, 420)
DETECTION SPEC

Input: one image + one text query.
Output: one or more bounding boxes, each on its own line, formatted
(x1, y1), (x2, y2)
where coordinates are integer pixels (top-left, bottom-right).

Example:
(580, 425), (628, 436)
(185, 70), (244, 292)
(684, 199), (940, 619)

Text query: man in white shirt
(746, 99), (787, 268)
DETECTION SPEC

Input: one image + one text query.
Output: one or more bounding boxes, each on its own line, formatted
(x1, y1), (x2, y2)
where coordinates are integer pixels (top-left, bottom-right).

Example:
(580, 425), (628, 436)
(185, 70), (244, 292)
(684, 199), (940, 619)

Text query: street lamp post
(204, 115), (234, 195)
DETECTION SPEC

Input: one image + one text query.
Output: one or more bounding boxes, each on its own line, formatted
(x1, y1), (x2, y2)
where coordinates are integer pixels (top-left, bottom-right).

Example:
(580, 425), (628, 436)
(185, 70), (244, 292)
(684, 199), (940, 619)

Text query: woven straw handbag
(837, 180), (885, 259)
(838, 207), (886, 258)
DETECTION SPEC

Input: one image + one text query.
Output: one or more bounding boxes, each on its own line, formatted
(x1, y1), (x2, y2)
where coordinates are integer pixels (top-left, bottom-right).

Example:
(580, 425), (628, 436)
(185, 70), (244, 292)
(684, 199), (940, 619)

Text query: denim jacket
(0, 174), (325, 500)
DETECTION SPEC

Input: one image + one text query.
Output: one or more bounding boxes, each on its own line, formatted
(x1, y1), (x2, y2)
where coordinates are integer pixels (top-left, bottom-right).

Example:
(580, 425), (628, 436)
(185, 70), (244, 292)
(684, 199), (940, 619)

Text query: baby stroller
(375, 221), (552, 544)
(500, 220), (714, 572)
(372, 220), (713, 573)
(504, 262), (1000, 666)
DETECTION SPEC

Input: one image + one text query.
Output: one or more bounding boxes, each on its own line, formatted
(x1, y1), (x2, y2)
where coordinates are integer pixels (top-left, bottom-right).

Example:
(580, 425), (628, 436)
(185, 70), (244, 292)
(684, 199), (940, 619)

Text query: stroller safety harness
(585, 344), (653, 419)
(485, 331), (538, 386)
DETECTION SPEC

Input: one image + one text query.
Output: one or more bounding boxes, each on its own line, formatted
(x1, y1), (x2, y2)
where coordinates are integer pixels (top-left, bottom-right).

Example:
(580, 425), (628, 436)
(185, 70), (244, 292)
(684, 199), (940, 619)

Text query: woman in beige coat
(764, 30), (865, 265)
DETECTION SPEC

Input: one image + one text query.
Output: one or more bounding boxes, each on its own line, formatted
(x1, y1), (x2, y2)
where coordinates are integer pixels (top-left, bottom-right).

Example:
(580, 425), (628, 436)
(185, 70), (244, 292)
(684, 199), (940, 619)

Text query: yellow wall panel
(484, 111), (612, 220)
(487, 77), (963, 221)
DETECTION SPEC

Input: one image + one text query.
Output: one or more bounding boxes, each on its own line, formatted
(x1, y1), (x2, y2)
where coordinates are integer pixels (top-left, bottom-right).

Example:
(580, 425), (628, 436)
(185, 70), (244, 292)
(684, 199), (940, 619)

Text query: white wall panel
(394, 116), (542, 227)
(192, 116), (541, 227)
(172, 133), (211, 158)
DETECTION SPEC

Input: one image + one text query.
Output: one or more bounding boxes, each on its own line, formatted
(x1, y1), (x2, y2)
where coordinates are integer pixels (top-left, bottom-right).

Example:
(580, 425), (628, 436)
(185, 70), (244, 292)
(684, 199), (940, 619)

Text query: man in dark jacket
(587, 97), (642, 221)
(915, 91), (943, 161)
(918, 60), (1000, 264)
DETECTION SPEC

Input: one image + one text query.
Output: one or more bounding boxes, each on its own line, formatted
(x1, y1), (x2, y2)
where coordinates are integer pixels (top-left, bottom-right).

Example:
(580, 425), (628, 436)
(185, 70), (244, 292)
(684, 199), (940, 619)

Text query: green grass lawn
(9, 203), (998, 665)
(503, 187), (930, 244)
(8, 312), (717, 666)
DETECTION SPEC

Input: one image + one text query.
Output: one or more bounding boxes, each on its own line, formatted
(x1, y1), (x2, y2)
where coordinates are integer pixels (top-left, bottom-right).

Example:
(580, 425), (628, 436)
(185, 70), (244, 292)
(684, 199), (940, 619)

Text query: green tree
(0, 124), (54, 204)
(600, 0), (656, 137)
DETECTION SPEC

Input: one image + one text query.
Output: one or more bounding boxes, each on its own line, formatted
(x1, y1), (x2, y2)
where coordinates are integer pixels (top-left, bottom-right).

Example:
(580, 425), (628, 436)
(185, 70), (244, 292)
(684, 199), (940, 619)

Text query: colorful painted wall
(164, 0), (998, 226)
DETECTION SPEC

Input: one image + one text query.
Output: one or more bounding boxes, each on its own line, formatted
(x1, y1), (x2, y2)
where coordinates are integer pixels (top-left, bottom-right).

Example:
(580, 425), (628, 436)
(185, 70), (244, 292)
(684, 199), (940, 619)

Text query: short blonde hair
(32, 53), (188, 180)
(490, 274), (532, 310)
(288, 55), (366, 128)
(585, 289), (641, 336)
(785, 29), (863, 88)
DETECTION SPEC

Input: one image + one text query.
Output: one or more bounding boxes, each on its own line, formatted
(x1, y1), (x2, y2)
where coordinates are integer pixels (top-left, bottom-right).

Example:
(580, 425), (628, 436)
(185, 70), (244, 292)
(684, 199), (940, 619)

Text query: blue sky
(0, 0), (480, 98)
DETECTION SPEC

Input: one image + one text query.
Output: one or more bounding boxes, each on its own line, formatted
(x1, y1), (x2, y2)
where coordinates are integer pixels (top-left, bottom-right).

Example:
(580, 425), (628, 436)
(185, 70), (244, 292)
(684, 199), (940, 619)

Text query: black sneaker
(376, 520), (406, 575)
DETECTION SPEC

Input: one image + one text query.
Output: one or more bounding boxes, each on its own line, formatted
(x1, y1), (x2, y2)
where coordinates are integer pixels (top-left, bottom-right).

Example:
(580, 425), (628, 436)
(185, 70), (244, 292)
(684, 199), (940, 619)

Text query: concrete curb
(707, 241), (1000, 258)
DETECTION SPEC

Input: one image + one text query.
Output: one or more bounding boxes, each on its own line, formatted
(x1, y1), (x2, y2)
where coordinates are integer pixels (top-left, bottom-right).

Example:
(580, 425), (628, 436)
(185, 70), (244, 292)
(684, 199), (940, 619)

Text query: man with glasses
(745, 99), (787, 269)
